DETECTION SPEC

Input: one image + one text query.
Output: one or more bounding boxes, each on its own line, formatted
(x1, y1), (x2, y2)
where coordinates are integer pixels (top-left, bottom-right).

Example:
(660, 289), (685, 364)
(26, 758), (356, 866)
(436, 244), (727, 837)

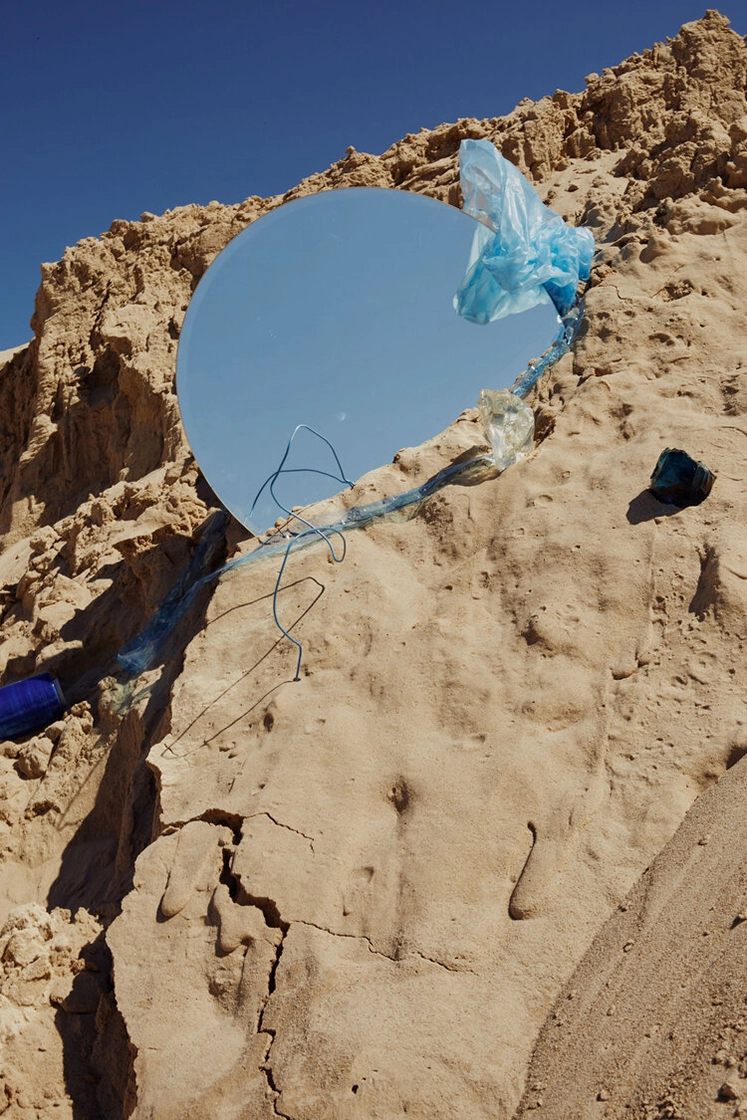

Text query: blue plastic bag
(454, 139), (594, 323)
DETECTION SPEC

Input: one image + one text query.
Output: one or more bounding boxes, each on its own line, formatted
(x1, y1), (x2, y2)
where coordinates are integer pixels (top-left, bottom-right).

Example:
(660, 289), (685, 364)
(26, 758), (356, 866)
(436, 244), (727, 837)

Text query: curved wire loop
(248, 424), (353, 680)
(248, 423), (354, 527)
(115, 299), (585, 685)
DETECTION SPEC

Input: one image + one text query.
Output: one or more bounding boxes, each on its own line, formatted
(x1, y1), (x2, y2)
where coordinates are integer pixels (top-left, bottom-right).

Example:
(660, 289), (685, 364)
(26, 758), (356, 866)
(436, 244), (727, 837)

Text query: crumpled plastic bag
(478, 389), (534, 470)
(454, 139), (595, 323)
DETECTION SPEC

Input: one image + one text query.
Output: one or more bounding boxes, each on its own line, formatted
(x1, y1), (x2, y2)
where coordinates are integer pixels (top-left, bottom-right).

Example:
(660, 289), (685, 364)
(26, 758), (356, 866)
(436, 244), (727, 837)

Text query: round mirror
(177, 187), (560, 534)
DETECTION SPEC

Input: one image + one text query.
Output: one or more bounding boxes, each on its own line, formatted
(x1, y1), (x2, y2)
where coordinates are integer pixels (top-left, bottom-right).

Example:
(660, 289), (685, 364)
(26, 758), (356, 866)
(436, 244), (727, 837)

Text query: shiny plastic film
(454, 139), (594, 323)
(478, 390), (535, 470)
(114, 303), (587, 684)
(113, 455), (497, 682)
(113, 165), (594, 687)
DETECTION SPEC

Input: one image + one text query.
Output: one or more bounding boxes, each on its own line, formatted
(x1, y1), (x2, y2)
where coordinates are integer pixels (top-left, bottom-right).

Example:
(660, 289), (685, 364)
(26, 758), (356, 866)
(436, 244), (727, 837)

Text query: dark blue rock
(649, 448), (715, 508)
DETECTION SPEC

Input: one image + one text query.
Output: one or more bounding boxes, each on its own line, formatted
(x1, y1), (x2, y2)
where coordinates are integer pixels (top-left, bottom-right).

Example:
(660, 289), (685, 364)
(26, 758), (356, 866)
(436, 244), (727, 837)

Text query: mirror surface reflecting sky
(177, 187), (560, 534)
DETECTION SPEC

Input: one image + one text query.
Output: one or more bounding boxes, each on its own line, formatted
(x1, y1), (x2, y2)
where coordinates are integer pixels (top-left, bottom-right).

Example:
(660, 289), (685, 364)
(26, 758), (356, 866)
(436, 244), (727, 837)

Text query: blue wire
(115, 298), (586, 684)
(248, 423), (353, 680)
(251, 300), (585, 677)
(271, 524), (346, 680)
(248, 423), (354, 524)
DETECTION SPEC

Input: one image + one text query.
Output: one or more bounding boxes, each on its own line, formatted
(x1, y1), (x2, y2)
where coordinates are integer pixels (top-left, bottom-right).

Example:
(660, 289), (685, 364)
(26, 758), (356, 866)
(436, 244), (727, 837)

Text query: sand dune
(0, 11), (746, 1117)
(514, 753), (747, 1118)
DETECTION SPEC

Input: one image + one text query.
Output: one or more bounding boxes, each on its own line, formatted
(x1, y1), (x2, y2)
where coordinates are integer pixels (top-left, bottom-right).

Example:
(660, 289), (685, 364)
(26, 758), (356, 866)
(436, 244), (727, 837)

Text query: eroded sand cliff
(1, 11), (747, 1117)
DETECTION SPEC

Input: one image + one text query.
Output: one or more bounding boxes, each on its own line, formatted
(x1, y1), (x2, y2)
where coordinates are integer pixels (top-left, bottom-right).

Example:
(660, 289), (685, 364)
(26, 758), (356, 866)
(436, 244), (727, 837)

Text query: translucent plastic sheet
(114, 299), (586, 684)
(454, 139), (594, 323)
(114, 156), (592, 685)
(115, 509), (229, 677)
(478, 389), (535, 470)
(114, 455), (495, 680)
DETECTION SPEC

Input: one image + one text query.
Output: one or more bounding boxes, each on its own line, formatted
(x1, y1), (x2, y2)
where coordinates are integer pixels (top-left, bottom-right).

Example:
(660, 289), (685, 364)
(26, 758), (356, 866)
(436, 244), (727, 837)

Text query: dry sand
(1, 10), (747, 1117)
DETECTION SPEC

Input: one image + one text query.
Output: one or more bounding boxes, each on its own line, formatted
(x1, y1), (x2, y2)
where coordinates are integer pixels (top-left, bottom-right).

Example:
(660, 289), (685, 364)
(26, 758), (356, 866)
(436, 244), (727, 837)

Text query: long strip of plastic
(115, 142), (592, 681)
(114, 297), (584, 681)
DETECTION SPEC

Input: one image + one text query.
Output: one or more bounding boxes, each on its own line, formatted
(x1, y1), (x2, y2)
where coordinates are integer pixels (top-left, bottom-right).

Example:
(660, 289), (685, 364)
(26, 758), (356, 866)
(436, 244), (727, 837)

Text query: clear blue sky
(2, 1), (745, 349)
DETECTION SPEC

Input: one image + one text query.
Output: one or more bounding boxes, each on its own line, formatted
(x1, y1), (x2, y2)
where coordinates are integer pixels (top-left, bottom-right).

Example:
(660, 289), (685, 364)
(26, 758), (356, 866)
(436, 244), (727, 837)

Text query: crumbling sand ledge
(1, 11), (746, 1118)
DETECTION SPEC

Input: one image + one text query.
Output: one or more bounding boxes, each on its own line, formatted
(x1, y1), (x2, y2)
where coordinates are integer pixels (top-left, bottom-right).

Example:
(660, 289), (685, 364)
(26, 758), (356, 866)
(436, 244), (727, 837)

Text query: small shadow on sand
(626, 490), (681, 525)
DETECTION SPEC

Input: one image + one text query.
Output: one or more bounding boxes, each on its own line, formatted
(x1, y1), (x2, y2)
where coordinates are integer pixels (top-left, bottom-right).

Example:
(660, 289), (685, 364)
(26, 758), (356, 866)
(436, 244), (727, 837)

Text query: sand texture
(1, 10), (747, 1117)
(513, 755), (747, 1119)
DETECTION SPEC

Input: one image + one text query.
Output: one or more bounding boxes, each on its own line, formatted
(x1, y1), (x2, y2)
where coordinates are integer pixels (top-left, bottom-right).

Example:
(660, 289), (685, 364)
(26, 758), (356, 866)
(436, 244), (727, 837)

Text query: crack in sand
(251, 904), (476, 1118)
(259, 1026), (293, 1120)
(248, 811), (316, 852)
(295, 919), (476, 973)
(163, 809), (244, 840)
(412, 949), (476, 974)
(257, 926), (288, 1119)
(605, 282), (635, 303)
(161, 809), (315, 852)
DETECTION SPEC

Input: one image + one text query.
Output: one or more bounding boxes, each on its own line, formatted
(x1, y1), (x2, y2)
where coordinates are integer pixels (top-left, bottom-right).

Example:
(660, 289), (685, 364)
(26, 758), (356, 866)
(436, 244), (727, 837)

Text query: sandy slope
(514, 751), (747, 1119)
(0, 11), (746, 1118)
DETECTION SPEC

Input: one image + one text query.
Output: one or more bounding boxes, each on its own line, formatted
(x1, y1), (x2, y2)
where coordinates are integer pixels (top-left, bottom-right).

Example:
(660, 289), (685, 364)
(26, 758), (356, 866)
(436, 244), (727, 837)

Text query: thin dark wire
(113, 300), (585, 690)
(248, 423), (354, 525)
(269, 523), (346, 681)
(267, 478), (347, 682)
(162, 576), (325, 757)
(248, 423), (353, 680)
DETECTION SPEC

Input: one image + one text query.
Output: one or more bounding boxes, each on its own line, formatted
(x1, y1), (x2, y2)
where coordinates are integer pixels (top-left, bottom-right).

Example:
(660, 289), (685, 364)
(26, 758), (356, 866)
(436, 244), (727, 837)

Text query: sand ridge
(514, 753), (747, 1118)
(0, 10), (746, 1117)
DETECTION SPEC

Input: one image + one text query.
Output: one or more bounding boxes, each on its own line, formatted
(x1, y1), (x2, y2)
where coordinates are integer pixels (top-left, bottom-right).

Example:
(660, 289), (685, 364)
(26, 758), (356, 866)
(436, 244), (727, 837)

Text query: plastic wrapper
(454, 139), (595, 323)
(116, 509), (229, 677)
(478, 389), (535, 470)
